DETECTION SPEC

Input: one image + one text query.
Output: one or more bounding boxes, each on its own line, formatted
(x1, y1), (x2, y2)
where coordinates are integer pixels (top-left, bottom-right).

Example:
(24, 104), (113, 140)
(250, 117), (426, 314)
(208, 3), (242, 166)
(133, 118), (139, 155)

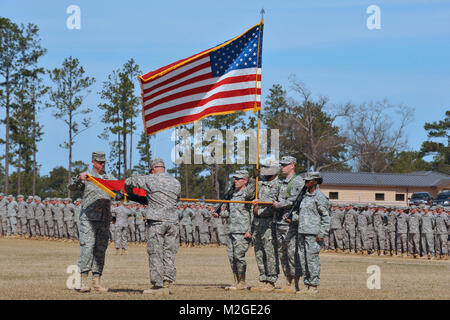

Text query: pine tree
(47, 57), (95, 197)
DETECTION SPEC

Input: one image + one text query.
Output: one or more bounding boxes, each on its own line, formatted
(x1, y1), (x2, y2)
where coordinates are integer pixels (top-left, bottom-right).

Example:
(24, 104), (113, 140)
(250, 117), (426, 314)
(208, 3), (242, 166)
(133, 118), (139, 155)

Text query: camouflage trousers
(137, 224), (146, 242)
(17, 217), (27, 235)
(0, 217), (7, 235)
(298, 234), (323, 287)
(343, 228), (356, 250)
(396, 233), (407, 253)
(435, 234), (448, 255)
(408, 233), (420, 254)
(374, 229), (386, 251)
(73, 221), (79, 240)
(193, 226), (201, 245)
(210, 226), (219, 244)
(54, 220), (64, 238)
(27, 219), (36, 237)
(128, 223), (136, 242)
(226, 233), (251, 275)
(200, 226), (210, 244)
(180, 225), (193, 243)
(44, 220), (54, 237)
(78, 218), (110, 275)
(329, 228), (344, 250)
(421, 233), (435, 255)
(323, 234), (329, 250)
(253, 218), (278, 284)
(146, 220), (179, 287)
(275, 223), (301, 277)
(63, 220), (73, 239)
(356, 228), (370, 251)
(8, 217), (17, 235)
(35, 219), (45, 236)
(386, 231), (396, 252)
(115, 226), (128, 250)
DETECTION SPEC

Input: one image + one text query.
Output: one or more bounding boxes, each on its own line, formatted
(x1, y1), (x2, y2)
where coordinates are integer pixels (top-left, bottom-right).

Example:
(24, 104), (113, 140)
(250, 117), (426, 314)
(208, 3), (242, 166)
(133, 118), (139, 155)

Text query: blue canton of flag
(210, 24), (263, 77)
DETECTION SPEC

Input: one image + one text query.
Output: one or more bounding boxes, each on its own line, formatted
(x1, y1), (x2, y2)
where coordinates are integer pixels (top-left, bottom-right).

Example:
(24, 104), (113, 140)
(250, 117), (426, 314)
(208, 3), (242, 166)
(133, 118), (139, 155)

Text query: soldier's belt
(180, 198), (272, 205)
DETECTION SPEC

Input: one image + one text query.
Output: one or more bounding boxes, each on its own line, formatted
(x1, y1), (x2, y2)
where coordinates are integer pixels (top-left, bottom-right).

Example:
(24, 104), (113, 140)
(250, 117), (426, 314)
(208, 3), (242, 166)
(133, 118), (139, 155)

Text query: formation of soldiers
(0, 192), (226, 248)
(0, 193), (81, 240)
(2, 193), (449, 262)
(324, 203), (450, 260)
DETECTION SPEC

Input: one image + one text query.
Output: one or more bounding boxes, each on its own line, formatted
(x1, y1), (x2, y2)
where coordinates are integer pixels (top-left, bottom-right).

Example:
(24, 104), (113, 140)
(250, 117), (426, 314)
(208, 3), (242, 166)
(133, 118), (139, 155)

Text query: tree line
(1, 17), (448, 200)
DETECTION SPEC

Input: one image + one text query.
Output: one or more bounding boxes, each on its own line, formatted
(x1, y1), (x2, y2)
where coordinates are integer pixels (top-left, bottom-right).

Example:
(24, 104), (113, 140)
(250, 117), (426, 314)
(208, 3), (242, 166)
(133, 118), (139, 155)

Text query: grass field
(0, 237), (449, 300)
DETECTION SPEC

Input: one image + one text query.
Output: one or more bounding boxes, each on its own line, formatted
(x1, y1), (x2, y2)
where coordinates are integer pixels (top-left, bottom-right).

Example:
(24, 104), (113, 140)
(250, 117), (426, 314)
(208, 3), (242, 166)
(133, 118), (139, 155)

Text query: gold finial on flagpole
(260, 8), (265, 21)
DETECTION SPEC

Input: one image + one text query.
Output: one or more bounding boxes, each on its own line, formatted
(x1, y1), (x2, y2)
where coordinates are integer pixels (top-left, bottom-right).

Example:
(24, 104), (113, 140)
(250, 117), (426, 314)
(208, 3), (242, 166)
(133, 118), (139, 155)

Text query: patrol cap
(35, 196), (41, 201)
(0, 193), (3, 197)
(27, 196), (34, 200)
(17, 194), (24, 199)
(151, 158), (165, 168)
(7, 195), (13, 198)
(279, 156), (297, 165)
(92, 151), (106, 162)
(261, 159), (279, 176)
(303, 171), (321, 181)
(232, 170), (249, 179)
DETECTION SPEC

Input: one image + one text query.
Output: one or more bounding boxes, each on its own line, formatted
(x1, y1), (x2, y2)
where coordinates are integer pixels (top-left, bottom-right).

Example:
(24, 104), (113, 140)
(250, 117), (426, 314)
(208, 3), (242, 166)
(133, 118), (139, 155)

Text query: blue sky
(1, 0), (449, 175)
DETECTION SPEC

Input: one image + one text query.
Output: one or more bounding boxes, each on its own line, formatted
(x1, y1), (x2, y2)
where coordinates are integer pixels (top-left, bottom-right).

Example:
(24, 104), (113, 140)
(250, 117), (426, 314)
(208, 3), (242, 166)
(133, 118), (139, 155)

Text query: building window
(329, 192), (339, 200)
(375, 193), (385, 201)
(395, 194), (405, 201)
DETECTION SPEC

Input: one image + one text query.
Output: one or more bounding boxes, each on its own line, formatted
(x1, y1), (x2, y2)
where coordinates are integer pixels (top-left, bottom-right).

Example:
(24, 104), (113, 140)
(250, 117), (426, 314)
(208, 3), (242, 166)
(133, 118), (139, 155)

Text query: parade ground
(0, 238), (449, 300)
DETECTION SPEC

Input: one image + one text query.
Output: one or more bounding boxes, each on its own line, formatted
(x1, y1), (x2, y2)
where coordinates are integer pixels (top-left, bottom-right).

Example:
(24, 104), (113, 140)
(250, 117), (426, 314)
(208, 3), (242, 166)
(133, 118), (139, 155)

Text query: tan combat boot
(236, 273), (248, 290)
(307, 285), (319, 295)
(79, 273), (91, 293)
(92, 275), (108, 293)
(225, 273), (239, 291)
(250, 282), (267, 292)
(115, 248), (120, 255)
(276, 276), (296, 293)
(121, 249), (127, 255)
(143, 285), (170, 296)
(260, 282), (275, 293)
(163, 280), (173, 288)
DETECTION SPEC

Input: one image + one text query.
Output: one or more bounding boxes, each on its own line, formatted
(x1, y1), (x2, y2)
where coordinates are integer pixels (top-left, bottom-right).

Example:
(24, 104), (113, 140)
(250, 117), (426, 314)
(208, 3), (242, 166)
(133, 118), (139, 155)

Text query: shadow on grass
(108, 288), (144, 294)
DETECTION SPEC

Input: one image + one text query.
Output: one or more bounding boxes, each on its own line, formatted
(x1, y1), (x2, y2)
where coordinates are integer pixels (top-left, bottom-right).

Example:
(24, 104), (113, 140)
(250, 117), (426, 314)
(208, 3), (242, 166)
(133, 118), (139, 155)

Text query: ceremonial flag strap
(85, 175), (272, 205)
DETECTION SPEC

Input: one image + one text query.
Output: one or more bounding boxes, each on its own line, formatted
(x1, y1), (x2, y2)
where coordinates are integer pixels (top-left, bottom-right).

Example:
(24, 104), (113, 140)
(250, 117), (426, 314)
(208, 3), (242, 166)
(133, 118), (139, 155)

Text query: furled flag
(139, 21), (264, 135)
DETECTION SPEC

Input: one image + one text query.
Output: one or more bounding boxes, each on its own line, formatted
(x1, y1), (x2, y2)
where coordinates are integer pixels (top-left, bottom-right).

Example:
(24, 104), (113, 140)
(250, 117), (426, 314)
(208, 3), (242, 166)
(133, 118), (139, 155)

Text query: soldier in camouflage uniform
(407, 206), (421, 258)
(215, 169), (256, 291)
(63, 198), (75, 239)
(386, 207), (397, 256)
(329, 204), (345, 253)
(250, 161), (279, 292)
(34, 196), (45, 237)
(114, 201), (133, 254)
(192, 204), (202, 246)
(366, 205), (376, 253)
(43, 198), (53, 238)
(127, 204), (136, 242)
(125, 158), (181, 295)
(296, 172), (331, 295)
(0, 194), (8, 236)
(356, 204), (371, 255)
(73, 199), (81, 240)
(180, 203), (194, 247)
(200, 204), (211, 246)
(17, 195), (27, 237)
(68, 151), (114, 293)
(53, 198), (65, 239)
(273, 156), (304, 293)
(420, 206), (436, 259)
(435, 206), (448, 260)
(372, 205), (386, 256)
(343, 204), (357, 253)
(136, 204), (147, 243)
(26, 196), (36, 237)
(396, 207), (409, 257)
(7, 195), (17, 236)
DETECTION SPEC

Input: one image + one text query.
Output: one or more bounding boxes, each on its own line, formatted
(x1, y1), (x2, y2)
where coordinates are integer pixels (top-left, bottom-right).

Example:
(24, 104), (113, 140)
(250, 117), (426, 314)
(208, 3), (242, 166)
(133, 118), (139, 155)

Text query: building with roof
(318, 171), (450, 206)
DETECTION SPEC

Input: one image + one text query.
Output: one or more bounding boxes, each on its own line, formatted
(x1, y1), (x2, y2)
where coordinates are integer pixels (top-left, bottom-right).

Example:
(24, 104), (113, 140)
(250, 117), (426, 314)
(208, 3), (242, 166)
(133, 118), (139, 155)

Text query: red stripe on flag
(91, 177), (147, 197)
(145, 101), (259, 135)
(144, 87), (261, 121)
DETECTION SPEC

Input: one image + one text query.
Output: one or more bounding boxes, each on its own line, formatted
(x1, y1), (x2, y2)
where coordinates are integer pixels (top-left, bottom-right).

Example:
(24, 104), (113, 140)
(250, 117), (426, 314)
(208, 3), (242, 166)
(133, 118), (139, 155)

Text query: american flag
(139, 21), (263, 135)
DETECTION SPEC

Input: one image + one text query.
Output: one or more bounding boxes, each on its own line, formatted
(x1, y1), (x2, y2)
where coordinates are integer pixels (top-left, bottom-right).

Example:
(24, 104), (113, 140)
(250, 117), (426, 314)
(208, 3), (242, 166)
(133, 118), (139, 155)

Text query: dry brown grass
(0, 237), (449, 300)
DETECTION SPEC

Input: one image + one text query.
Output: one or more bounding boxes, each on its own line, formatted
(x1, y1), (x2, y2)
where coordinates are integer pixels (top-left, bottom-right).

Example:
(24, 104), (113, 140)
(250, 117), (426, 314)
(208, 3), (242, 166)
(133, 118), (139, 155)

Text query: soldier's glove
(115, 190), (125, 201)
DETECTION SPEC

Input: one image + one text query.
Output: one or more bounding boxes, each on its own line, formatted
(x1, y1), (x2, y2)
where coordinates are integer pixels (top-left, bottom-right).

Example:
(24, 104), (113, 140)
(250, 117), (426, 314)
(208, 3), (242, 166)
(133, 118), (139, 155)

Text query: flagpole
(255, 8), (264, 201)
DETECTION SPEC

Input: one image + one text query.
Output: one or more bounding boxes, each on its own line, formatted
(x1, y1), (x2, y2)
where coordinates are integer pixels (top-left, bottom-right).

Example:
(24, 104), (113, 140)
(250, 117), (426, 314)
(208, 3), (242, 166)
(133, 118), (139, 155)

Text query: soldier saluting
(68, 151), (115, 293)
